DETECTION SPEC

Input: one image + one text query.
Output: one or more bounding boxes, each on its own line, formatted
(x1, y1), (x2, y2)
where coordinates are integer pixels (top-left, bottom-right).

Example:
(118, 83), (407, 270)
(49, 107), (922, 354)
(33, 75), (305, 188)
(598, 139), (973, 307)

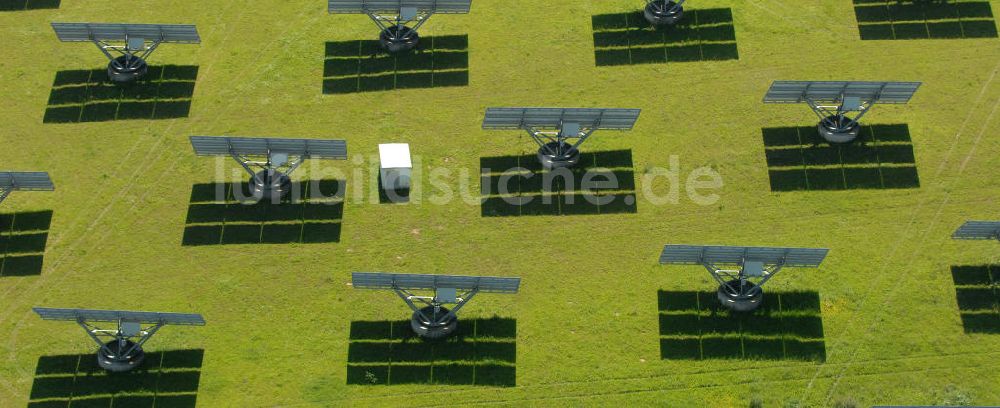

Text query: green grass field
(1, 0), (1000, 406)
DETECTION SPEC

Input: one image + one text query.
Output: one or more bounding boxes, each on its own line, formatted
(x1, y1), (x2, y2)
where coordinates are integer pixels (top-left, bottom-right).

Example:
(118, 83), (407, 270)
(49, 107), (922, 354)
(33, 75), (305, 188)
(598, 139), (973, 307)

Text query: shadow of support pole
(43, 65), (198, 124)
(323, 35), (469, 94)
(0, 0), (60, 11)
(658, 290), (826, 361)
(28, 349), (204, 407)
(480, 150), (638, 217)
(592, 8), (739, 67)
(762, 124), (920, 192)
(346, 317), (516, 386)
(0, 210), (52, 277)
(182, 180), (345, 246)
(854, 0), (998, 40)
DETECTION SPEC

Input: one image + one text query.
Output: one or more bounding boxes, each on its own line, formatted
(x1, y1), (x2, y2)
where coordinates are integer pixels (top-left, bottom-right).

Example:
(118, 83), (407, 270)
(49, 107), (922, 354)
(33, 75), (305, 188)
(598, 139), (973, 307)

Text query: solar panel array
(0, 172), (54, 191)
(482, 107), (641, 130)
(328, 0), (471, 14)
(952, 221), (1000, 240)
(51, 23), (201, 43)
(659, 245), (829, 267)
(352, 272), (521, 293)
(190, 136), (348, 159)
(763, 81), (921, 104)
(33, 307), (206, 326)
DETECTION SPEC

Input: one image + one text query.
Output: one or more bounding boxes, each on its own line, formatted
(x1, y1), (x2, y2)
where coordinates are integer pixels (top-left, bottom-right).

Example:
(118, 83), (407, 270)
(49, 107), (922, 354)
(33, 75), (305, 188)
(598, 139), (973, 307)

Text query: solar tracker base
(411, 306), (458, 339)
(250, 170), (292, 201)
(537, 142), (581, 169)
(97, 340), (145, 372)
(380, 26), (419, 53)
(818, 115), (860, 144)
(107, 55), (148, 83)
(717, 280), (764, 312)
(644, 1), (683, 25)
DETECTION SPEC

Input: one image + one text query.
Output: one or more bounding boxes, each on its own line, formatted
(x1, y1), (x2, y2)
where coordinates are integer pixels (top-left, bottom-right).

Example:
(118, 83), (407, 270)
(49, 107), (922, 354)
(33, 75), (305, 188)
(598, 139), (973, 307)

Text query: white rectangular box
(379, 143), (412, 191)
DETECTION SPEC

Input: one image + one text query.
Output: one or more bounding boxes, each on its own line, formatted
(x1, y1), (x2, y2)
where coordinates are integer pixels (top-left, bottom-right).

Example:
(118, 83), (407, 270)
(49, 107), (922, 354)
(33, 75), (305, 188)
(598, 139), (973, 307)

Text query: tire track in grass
(0, 0), (308, 397)
(3, 5), (331, 402)
(313, 349), (1000, 406)
(933, 59), (1000, 178)
(819, 56), (1000, 404)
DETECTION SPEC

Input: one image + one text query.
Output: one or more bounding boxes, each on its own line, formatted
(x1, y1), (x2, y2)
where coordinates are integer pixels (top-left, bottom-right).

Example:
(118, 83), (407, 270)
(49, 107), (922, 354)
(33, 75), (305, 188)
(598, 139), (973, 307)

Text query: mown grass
(0, 0), (999, 406)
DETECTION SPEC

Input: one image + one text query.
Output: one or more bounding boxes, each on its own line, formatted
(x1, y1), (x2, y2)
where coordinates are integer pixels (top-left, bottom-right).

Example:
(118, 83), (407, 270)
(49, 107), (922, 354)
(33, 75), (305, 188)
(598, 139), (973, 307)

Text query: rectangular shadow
(854, 0), (998, 40)
(657, 290), (826, 361)
(43, 65), (198, 123)
(323, 35), (469, 94)
(0, 0), (59, 10)
(346, 317), (516, 386)
(0, 210), (52, 277)
(592, 8), (738, 67)
(182, 180), (345, 246)
(762, 124), (920, 192)
(28, 349), (203, 407)
(951, 265), (1000, 334)
(480, 150), (638, 217)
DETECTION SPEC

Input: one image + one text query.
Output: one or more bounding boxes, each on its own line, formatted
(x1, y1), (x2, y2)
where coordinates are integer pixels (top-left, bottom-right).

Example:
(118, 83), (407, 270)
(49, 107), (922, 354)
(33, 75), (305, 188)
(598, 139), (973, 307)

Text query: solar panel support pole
(365, 8), (433, 53)
(52, 23), (201, 84)
(523, 121), (596, 168)
(803, 93), (875, 144)
(226, 144), (306, 201)
(644, 0), (685, 25)
(75, 317), (165, 372)
(392, 284), (479, 339)
(701, 258), (785, 299)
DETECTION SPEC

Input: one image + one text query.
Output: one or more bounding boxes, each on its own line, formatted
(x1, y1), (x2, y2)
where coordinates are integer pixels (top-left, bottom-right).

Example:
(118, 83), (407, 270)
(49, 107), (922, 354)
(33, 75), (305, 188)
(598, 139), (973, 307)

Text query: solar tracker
(482, 107), (641, 130)
(33, 307), (206, 325)
(190, 136), (348, 159)
(328, 0), (471, 14)
(0, 172), (54, 191)
(352, 272), (521, 293)
(190, 135), (348, 200)
(763, 80), (921, 143)
(34, 306), (205, 372)
(352, 271), (520, 339)
(51, 23), (201, 43)
(482, 107), (641, 168)
(764, 81), (921, 105)
(659, 244), (828, 312)
(659, 245), (829, 267)
(328, 0), (470, 52)
(52, 22), (201, 83)
(952, 221), (1000, 241)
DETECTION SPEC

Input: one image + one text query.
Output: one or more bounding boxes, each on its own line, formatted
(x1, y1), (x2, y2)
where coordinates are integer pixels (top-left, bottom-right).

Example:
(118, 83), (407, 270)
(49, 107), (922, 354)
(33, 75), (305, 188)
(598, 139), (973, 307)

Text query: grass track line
(310, 349), (999, 405)
(821, 56), (1000, 403)
(0, 4), (328, 400)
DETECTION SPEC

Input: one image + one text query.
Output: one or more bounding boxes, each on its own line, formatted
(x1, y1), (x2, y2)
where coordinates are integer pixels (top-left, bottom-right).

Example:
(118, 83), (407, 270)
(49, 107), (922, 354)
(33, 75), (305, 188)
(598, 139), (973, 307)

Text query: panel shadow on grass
(323, 35), (469, 94)
(951, 265), (1000, 334)
(347, 317), (516, 386)
(854, 0), (998, 40)
(658, 291), (826, 361)
(43, 65), (198, 123)
(0, 210), (52, 277)
(480, 150), (638, 217)
(28, 349), (203, 407)
(182, 179), (344, 246)
(0, 0), (59, 10)
(592, 8), (738, 66)
(762, 124), (920, 192)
